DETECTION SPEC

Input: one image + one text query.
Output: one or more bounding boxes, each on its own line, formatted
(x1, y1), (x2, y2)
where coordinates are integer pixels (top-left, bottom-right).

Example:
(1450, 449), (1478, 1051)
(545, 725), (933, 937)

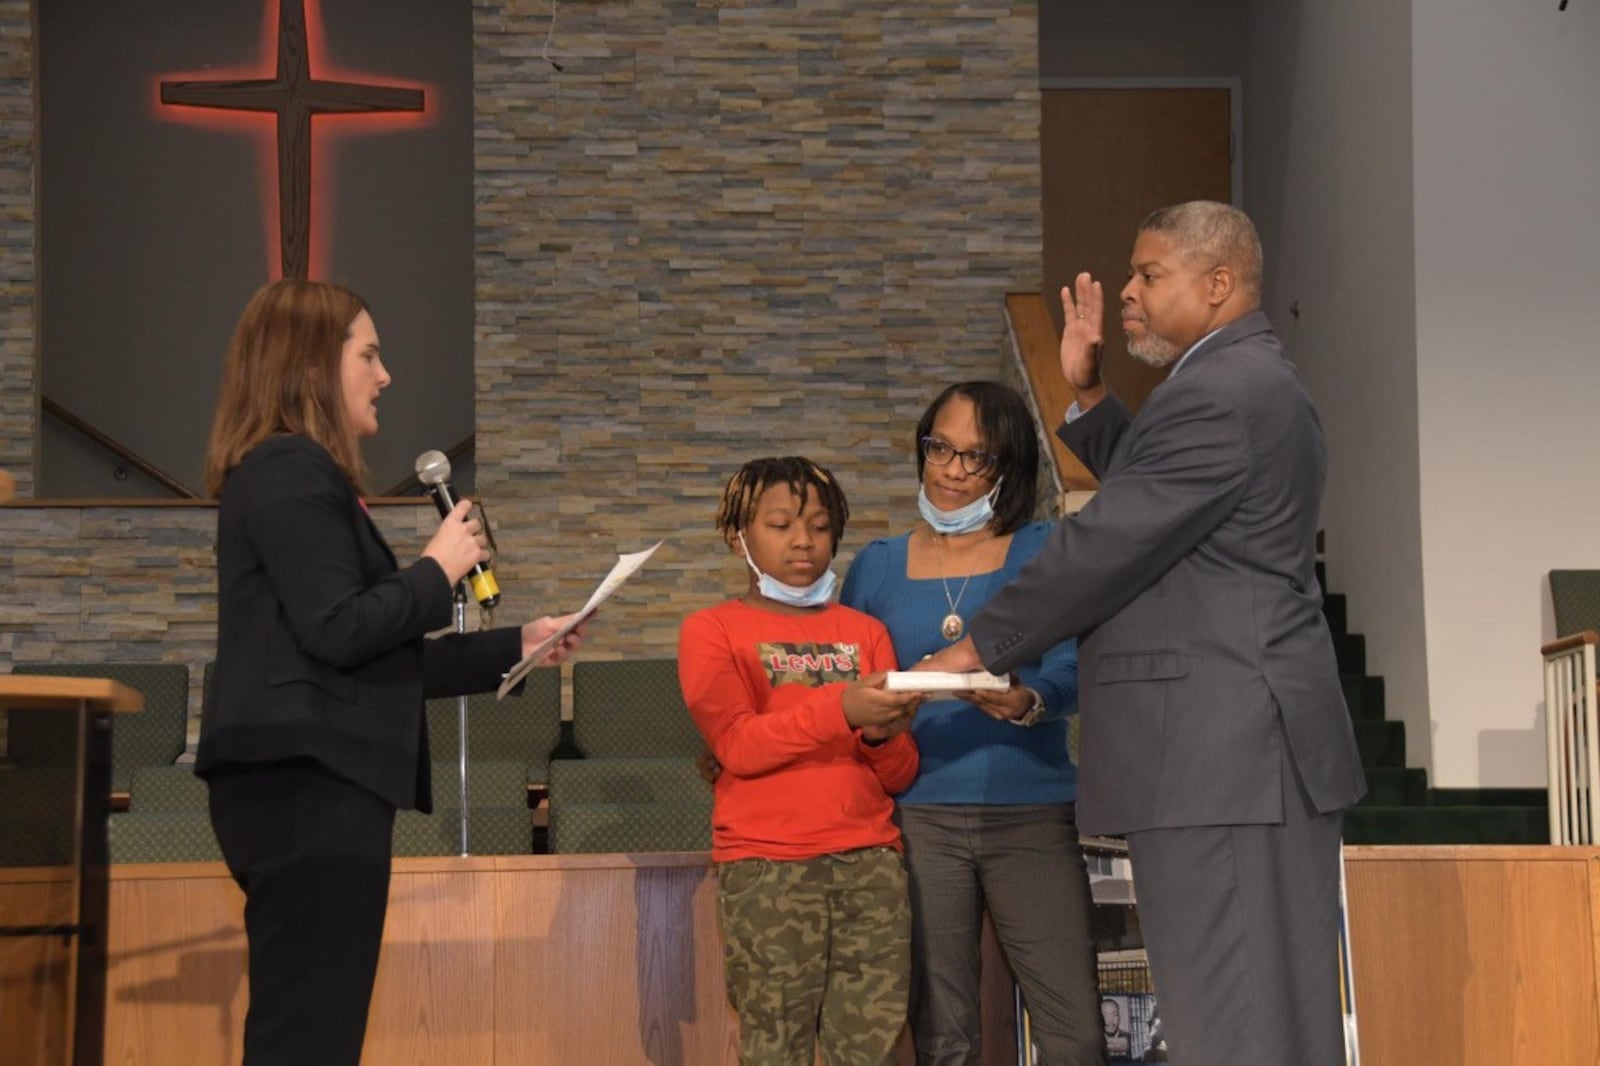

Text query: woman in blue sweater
(841, 381), (1103, 1065)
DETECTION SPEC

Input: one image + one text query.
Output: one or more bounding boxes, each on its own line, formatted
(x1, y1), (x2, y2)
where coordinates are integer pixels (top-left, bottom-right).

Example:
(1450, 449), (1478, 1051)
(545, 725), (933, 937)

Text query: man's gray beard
(1127, 331), (1182, 368)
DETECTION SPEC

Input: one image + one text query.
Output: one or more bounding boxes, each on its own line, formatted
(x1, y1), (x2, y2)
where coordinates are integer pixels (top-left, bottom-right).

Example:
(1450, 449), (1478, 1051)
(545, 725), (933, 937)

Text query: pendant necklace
(933, 530), (990, 642)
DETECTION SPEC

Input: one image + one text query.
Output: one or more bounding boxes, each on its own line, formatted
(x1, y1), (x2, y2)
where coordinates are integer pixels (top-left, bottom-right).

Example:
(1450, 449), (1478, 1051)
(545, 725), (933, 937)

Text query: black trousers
(207, 760), (396, 1066)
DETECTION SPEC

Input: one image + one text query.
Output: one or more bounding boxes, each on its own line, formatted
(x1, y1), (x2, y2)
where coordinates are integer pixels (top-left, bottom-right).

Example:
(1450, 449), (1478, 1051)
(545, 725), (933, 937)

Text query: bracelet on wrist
(1010, 687), (1046, 728)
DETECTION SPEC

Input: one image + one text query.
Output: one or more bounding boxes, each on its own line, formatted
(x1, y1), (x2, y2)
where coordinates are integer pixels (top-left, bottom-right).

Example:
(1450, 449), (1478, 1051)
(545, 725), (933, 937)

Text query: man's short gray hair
(1139, 201), (1263, 295)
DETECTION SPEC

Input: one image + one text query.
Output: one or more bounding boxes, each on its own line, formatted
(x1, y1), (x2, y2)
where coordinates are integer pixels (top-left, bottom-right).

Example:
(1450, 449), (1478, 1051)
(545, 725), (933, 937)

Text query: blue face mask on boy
(737, 532), (837, 608)
(917, 477), (1003, 536)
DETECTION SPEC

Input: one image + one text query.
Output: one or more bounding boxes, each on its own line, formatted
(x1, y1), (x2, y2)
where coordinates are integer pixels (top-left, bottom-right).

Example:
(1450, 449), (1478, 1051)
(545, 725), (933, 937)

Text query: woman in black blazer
(198, 280), (581, 1066)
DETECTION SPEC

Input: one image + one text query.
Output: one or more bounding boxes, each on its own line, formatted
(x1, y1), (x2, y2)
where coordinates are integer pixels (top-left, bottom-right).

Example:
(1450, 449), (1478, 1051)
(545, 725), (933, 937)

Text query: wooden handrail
(380, 434), (475, 498)
(21, 403), (466, 506)
(1542, 631), (1600, 656)
(41, 396), (201, 499)
(1003, 292), (1097, 491)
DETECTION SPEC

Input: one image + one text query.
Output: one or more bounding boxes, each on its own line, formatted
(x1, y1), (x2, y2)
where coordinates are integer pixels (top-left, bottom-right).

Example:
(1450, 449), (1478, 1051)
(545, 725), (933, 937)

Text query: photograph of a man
(1102, 996), (1132, 1057)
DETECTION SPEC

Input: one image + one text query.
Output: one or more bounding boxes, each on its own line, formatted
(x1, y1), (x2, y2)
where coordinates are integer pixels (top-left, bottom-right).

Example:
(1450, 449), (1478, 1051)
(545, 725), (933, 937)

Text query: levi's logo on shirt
(759, 643), (860, 687)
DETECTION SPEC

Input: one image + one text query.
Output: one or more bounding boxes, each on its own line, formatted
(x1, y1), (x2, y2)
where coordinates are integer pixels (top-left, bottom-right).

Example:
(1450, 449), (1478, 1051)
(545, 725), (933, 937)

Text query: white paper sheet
(496, 541), (664, 699)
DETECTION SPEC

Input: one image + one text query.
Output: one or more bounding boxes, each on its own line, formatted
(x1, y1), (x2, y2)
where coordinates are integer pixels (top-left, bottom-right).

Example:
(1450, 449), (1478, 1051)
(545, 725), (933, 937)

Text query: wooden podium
(0, 675), (142, 1066)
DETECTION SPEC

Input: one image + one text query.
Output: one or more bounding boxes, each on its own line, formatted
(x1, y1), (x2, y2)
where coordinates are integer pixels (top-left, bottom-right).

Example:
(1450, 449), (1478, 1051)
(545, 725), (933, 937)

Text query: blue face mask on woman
(737, 532), (837, 608)
(918, 477), (1003, 536)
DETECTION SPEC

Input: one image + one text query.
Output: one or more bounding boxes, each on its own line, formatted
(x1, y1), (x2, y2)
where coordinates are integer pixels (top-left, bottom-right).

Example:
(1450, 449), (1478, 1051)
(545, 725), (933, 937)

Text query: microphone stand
(454, 582), (471, 857)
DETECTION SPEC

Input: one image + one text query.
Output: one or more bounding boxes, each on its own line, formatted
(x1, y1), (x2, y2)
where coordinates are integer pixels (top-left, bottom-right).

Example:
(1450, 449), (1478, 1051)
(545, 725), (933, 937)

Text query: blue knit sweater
(840, 521), (1079, 805)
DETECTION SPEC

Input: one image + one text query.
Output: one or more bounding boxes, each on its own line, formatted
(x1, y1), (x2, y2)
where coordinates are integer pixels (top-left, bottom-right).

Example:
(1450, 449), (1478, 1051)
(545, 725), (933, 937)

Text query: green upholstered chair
(428, 758), (530, 809)
(426, 666), (562, 787)
(0, 814), (76, 866)
(108, 811), (223, 863)
(1550, 571), (1600, 641)
(126, 764), (210, 812)
(104, 762), (220, 863)
(109, 759), (533, 861)
(545, 757), (711, 854)
(1544, 571), (1600, 843)
(547, 799), (712, 855)
(9, 662), (190, 794)
(570, 659), (703, 758)
(391, 758), (535, 857)
(0, 768), (79, 866)
(392, 805), (532, 856)
(547, 757), (709, 804)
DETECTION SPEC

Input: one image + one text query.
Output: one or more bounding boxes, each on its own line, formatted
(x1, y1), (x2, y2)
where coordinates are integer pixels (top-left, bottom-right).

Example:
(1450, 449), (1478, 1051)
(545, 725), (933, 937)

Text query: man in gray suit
(922, 201), (1365, 1065)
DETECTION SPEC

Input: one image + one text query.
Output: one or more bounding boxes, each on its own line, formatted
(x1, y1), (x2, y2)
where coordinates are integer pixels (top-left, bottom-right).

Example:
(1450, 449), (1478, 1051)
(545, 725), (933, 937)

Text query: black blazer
(197, 435), (521, 811)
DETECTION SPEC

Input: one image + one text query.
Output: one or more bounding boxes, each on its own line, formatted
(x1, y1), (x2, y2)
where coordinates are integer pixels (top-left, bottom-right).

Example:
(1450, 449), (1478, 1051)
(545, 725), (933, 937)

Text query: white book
(884, 670), (1011, 693)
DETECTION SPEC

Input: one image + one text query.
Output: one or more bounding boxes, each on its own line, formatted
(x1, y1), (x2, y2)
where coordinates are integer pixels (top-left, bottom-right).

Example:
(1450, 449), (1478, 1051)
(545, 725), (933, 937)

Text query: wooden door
(1041, 88), (1234, 415)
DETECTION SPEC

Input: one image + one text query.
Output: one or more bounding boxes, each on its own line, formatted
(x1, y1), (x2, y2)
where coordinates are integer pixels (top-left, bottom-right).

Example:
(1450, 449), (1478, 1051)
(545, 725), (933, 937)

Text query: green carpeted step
(1428, 787), (1547, 808)
(1322, 593), (1347, 637)
(1359, 767), (1428, 807)
(1340, 675), (1386, 721)
(1333, 633), (1366, 676)
(1312, 551), (1552, 847)
(1354, 719), (1405, 767)
(1345, 805), (1548, 846)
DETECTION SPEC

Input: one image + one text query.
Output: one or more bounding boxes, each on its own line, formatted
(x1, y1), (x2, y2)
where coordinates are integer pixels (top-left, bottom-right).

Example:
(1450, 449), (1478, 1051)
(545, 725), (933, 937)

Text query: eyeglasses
(921, 436), (999, 477)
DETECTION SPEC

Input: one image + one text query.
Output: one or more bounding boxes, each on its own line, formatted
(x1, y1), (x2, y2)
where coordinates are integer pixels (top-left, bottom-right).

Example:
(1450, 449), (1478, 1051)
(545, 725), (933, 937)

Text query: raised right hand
(841, 671), (923, 731)
(422, 499), (491, 586)
(1060, 272), (1107, 408)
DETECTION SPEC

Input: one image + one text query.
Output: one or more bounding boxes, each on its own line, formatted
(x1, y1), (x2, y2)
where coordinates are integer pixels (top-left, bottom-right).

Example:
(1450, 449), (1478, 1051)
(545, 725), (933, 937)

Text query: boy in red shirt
(679, 456), (923, 1066)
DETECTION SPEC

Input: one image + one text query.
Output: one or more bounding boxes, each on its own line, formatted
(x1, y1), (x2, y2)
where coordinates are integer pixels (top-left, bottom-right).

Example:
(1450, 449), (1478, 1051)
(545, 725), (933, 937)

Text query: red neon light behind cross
(160, 0), (424, 279)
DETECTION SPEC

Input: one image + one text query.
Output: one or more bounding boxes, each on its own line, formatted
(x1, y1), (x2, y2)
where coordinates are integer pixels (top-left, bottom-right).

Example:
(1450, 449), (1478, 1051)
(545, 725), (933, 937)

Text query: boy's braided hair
(715, 456), (850, 545)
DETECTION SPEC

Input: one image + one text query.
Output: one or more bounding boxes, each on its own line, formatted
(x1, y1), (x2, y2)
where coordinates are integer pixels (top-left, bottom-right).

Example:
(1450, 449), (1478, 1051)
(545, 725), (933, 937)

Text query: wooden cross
(161, 0), (424, 279)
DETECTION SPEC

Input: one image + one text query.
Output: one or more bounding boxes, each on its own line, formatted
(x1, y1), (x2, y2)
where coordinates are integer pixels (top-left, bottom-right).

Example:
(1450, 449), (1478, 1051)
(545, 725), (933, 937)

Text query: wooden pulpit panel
(0, 676), (142, 1066)
(365, 865), (498, 1064)
(100, 869), (248, 1062)
(493, 857), (740, 1065)
(1345, 846), (1600, 1066)
(0, 874), (76, 1066)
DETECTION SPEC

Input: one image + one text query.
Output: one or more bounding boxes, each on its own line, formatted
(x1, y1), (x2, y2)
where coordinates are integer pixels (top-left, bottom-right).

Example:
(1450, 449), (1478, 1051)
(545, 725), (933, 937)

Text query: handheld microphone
(414, 450), (501, 609)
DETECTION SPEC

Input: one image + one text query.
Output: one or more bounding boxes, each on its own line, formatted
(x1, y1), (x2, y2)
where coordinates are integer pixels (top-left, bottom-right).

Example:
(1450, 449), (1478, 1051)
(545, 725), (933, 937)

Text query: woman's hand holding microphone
(422, 499), (491, 586)
(423, 498), (588, 667)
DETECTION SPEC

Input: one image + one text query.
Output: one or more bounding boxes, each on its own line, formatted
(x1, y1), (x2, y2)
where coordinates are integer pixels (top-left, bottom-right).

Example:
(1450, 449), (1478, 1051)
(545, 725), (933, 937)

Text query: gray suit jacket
(970, 311), (1366, 836)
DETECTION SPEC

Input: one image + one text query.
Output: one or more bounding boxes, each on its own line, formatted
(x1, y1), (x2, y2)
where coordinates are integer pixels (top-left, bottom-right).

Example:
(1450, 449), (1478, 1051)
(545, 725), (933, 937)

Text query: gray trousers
(1125, 748), (1347, 1066)
(897, 803), (1105, 1065)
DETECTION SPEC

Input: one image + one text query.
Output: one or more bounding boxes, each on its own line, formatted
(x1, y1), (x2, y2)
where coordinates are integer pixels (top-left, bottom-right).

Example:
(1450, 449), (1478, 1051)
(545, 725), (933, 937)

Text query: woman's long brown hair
(204, 280), (370, 496)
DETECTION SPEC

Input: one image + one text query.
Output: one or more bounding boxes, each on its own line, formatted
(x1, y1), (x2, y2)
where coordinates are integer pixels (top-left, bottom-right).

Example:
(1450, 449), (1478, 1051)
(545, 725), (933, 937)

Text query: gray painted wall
(33, 0), (473, 498)
(1412, 0), (1600, 786)
(1243, 0), (1430, 775)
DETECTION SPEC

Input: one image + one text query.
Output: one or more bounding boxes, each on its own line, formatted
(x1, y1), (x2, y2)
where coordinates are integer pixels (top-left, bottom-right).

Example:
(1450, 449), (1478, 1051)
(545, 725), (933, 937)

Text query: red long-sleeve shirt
(678, 599), (919, 863)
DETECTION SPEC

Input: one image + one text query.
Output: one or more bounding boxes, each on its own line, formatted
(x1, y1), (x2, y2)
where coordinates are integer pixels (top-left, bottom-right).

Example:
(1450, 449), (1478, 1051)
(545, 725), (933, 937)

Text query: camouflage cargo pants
(717, 846), (911, 1065)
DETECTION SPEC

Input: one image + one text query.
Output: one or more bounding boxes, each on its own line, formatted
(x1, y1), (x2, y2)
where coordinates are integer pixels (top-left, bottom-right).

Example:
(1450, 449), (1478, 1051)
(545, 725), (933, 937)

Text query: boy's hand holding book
(843, 671), (923, 742)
